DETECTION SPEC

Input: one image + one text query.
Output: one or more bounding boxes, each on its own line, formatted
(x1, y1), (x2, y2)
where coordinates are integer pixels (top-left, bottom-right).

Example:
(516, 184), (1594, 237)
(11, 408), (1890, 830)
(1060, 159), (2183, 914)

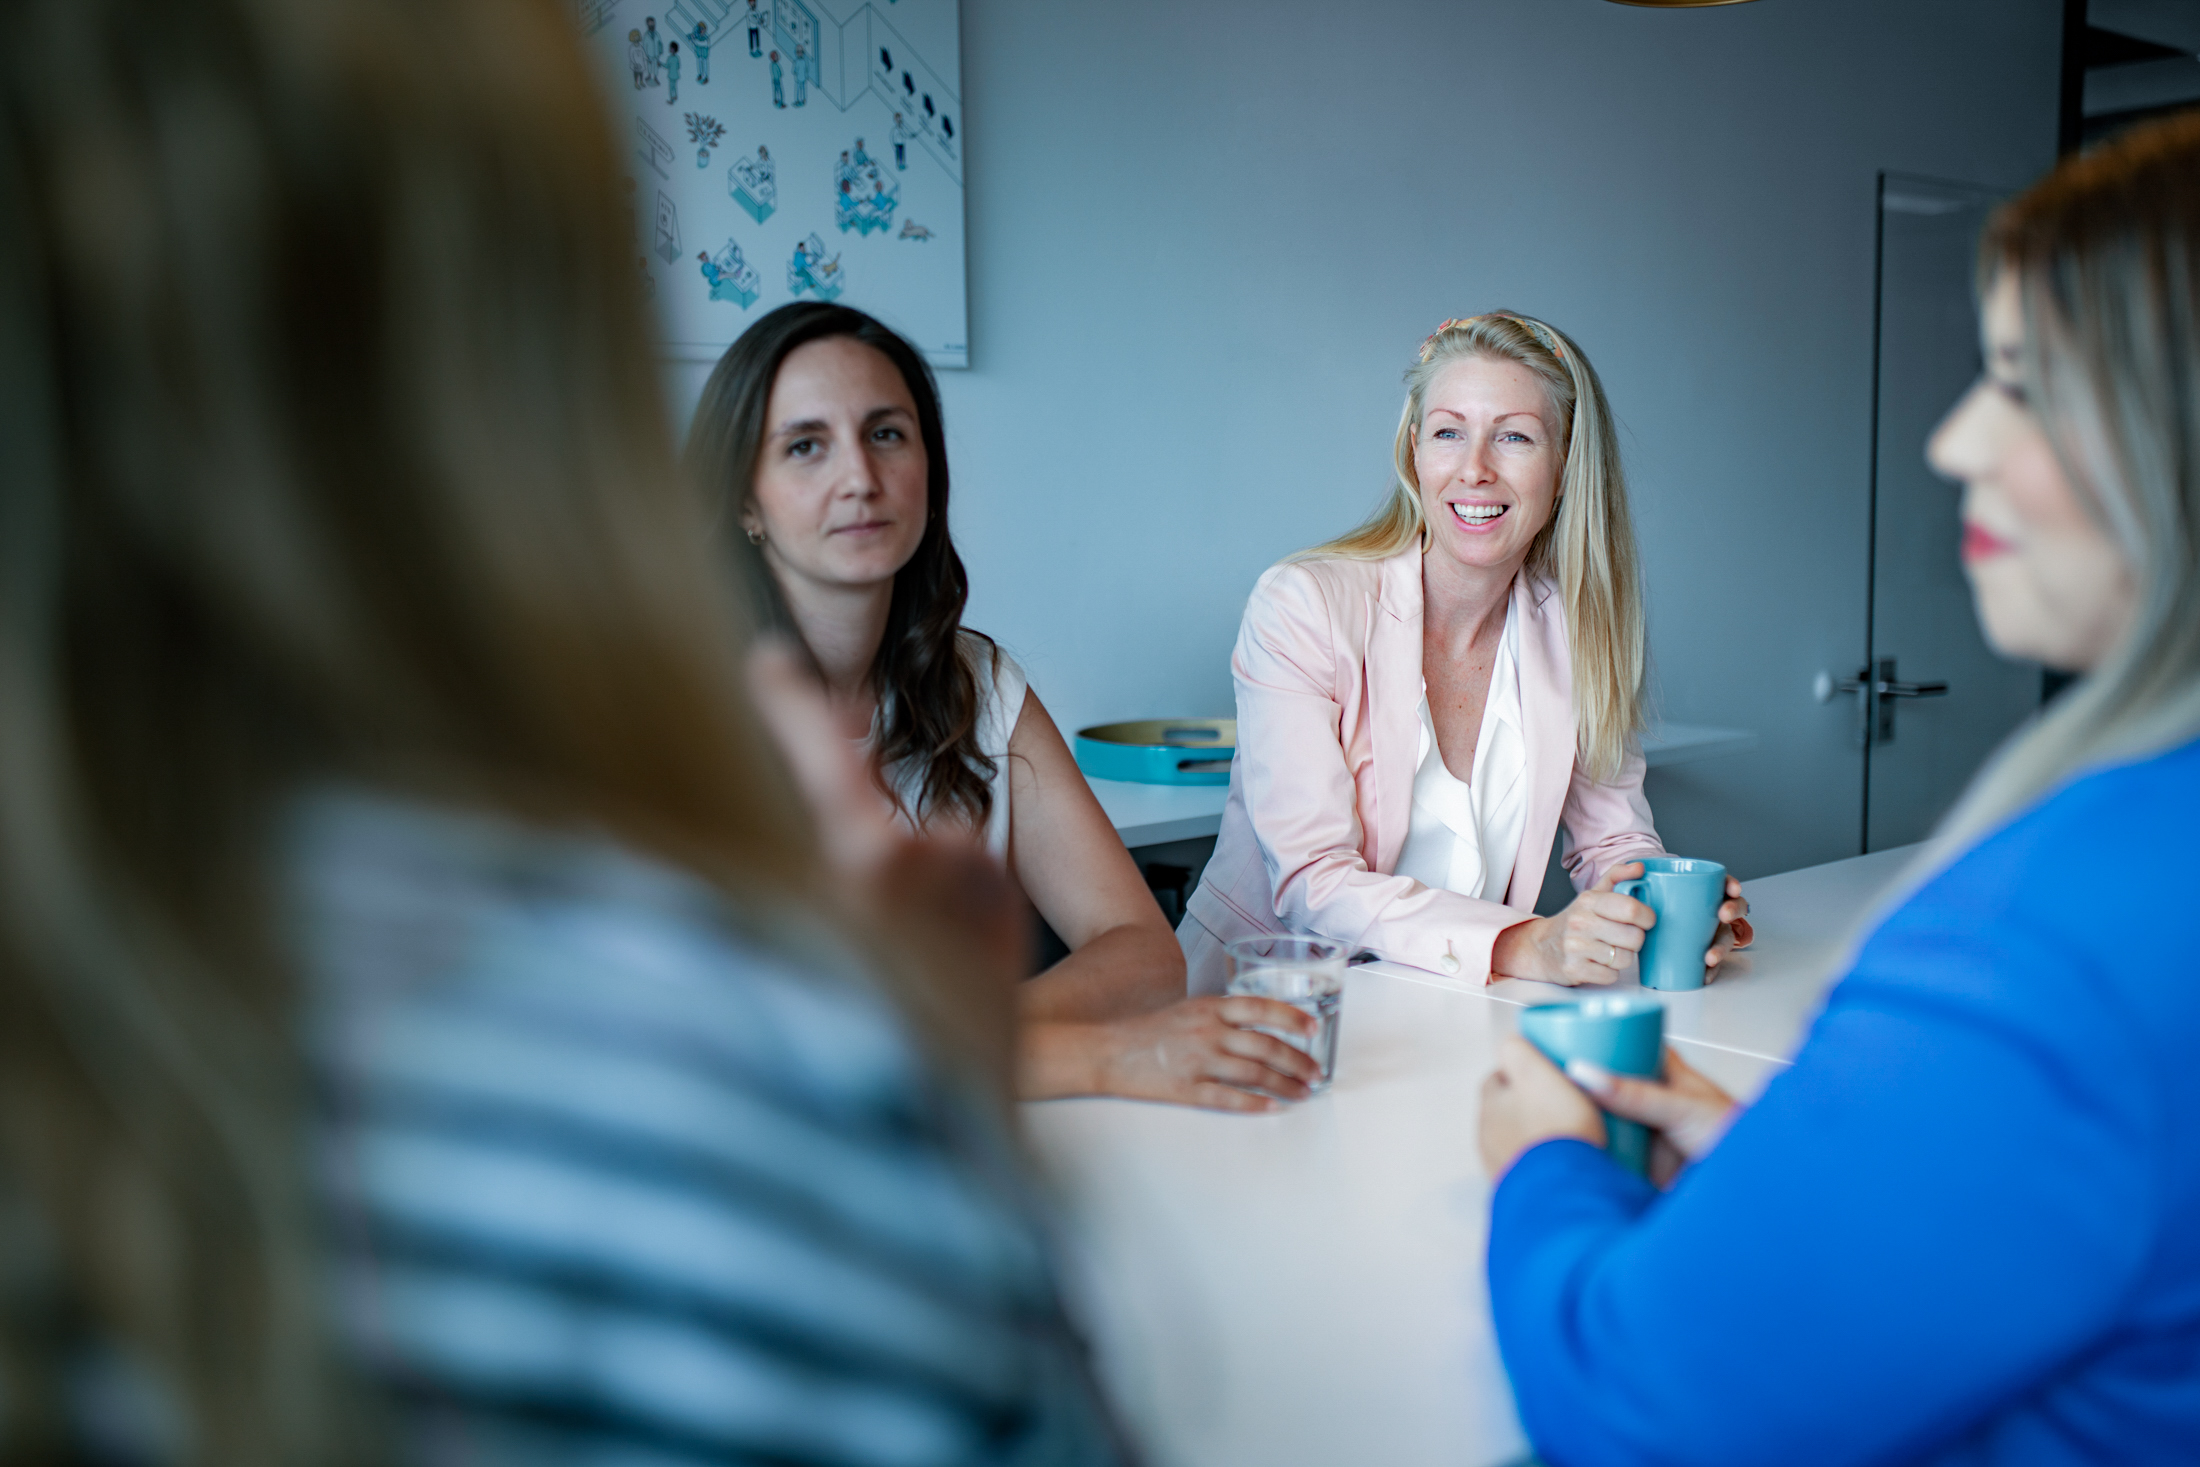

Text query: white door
(1857, 172), (2044, 851)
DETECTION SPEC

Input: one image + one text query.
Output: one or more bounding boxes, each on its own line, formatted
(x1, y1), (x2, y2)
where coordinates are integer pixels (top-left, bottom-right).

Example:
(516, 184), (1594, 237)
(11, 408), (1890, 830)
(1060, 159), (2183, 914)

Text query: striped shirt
(290, 792), (1124, 1467)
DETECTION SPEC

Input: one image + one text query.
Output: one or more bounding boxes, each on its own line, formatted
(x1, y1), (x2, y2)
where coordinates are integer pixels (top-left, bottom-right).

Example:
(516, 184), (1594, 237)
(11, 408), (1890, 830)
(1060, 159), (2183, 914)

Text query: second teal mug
(1615, 856), (1727, 992)
(1517, 995), (1665, 1176)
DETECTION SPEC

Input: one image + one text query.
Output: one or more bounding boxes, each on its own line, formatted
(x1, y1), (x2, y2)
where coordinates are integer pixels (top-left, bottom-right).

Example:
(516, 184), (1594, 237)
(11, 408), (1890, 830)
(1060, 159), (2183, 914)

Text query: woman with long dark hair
(689, 304), (1324, 1109)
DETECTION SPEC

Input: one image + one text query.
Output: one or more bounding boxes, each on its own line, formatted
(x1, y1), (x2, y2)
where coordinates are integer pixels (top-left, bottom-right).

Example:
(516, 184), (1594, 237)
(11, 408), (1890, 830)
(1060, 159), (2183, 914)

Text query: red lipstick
(1960, 522), (2014, 562)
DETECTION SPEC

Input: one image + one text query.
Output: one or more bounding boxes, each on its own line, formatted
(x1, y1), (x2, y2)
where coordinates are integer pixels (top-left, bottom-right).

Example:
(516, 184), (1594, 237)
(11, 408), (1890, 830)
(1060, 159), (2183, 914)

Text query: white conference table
(1022, 843), (1919, 1467)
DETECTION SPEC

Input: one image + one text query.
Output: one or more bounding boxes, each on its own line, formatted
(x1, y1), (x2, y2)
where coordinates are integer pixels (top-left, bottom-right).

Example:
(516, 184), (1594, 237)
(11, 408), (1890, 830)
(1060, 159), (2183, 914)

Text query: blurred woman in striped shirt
(0, 0), (1123, 1462)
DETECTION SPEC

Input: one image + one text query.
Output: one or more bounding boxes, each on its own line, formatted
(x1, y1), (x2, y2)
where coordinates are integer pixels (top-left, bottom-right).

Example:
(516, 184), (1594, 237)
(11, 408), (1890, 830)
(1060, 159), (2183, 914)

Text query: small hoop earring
(744, 526), (765, 546)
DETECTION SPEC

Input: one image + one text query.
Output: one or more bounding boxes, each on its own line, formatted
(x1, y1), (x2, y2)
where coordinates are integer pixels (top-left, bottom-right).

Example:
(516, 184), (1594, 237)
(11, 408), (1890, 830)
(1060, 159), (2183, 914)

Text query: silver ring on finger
(1608, 942), (1618, 966)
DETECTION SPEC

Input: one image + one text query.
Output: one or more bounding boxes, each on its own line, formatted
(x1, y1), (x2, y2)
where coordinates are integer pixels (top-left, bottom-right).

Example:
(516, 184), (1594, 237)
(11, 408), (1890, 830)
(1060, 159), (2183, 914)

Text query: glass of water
(1223, 935), (1346, 1095)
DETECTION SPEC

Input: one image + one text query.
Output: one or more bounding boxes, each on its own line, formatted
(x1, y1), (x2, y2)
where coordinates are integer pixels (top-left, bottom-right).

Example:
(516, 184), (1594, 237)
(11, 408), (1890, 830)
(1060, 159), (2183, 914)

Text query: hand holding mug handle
(1706, 874), (1753, 973)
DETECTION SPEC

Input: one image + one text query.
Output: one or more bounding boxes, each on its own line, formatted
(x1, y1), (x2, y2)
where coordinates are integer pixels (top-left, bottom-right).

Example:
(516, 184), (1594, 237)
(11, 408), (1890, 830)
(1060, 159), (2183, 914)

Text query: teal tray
(1075, 719), (1237, 786)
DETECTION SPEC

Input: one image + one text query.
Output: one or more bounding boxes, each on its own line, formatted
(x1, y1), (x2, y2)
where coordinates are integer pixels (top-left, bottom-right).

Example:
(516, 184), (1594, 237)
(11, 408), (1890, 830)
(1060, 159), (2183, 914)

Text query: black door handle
(1839, 658), (1948, 744)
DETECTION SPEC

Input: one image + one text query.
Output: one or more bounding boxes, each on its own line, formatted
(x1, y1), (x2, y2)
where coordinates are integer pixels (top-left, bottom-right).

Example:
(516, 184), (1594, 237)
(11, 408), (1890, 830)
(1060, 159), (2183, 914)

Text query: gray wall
(672, 0), (2061, 880)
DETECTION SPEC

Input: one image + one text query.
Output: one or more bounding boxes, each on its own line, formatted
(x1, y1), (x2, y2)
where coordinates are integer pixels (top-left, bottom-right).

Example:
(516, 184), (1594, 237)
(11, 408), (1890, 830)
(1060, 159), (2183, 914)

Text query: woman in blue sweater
(1476, 114), (2200, 1466)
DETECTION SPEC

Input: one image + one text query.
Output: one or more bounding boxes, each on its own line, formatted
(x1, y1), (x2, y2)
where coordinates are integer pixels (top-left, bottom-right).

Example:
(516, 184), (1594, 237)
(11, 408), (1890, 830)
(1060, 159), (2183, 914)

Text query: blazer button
(1439, 952), (1461, 974)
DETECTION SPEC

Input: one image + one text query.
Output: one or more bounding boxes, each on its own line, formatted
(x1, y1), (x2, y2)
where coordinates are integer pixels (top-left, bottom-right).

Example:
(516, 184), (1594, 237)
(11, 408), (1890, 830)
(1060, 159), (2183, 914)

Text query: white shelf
(1642, 721), (1757, 768)
(1088, 722), (1755, 848)
(1086, 777), (1230, 848)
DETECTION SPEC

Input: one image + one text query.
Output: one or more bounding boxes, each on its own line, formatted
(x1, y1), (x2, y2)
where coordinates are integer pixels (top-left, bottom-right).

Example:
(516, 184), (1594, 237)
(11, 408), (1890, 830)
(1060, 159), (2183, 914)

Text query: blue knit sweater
(1490, 736), (2200, 1467)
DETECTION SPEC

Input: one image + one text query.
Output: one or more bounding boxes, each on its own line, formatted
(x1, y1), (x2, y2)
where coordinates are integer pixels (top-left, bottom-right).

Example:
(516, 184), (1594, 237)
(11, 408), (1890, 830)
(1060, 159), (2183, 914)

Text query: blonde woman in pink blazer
(1183, 313), (1750, 994)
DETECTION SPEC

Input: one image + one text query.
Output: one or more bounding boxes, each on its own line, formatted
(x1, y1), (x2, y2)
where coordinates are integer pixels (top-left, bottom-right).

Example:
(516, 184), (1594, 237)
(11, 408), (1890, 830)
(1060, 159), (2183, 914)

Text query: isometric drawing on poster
(687, 112), (725, 167)
(700, 237), (762, 306)
(584, 0), (966, 366)
(730, 145), (776, 223)
(787, 231), (842, 300)
(635, 116), (674, 178)
(833, 138), (897, 235)
(652, 190), (682, 263)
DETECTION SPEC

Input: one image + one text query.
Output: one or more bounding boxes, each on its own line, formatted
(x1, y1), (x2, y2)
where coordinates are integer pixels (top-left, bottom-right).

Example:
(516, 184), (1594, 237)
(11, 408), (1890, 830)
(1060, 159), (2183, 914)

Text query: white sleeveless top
(879, 631), (1026, 858)
(1392, 597), (1530, 904)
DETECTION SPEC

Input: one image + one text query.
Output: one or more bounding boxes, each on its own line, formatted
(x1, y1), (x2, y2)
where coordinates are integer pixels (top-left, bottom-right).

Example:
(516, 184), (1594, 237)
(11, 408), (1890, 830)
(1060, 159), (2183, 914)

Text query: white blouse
(879, 631), (1026, 858)
(1391, 598), (1529, 905)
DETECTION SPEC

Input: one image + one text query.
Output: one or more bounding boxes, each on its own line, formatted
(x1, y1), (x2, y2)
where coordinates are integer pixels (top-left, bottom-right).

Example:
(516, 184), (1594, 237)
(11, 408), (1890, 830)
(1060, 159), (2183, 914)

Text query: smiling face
(1411, 354), (1564, 577)
(742, 335), (929, 601)
(1925, 272), (2136, 672)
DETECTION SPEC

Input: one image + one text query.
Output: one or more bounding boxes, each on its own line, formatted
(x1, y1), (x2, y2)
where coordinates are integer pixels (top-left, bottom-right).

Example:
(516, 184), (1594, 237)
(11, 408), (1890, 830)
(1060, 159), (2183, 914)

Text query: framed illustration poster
(581, 0), (967, 367)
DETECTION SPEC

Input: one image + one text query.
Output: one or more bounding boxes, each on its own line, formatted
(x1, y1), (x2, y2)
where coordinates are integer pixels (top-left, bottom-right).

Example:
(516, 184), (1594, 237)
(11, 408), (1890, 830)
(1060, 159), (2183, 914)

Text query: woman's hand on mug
(1565, 1044), (1740, 1187)
(1704, 875), (1754, 975)
(1478, 1036), (1606, 1179)
(1028, 997), (1322, 1112)
(1489, 863), (1655, 986)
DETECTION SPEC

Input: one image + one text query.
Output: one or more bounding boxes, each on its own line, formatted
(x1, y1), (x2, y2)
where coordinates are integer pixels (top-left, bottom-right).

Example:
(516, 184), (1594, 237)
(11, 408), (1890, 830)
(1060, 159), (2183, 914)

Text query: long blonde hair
(1305, 312), (1645, 780)
(0, 0), (837, 1457)
(1921, 113), (2200, 868)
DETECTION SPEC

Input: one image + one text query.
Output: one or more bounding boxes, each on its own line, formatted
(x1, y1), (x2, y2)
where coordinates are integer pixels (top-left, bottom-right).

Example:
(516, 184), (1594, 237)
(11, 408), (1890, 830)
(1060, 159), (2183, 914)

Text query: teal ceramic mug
(1615, 856), (1727, 992)
(1517, 995), (1665, 1176)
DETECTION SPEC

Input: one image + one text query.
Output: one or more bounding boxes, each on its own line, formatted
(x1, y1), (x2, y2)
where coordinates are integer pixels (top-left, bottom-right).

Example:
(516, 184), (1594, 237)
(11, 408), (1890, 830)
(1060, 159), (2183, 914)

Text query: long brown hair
(1302, 312), (1646, 781)
(0, 0), (824, 1457)
(687, 303), (1000, 831)
(1922, 112), (2200, 868)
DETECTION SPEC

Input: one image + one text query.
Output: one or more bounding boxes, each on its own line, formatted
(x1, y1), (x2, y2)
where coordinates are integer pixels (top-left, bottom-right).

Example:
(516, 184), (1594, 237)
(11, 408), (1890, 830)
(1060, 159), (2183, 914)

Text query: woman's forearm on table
(1018, 921), (1185, 1023)
(1488, 983), (2155, 1466)
(1017, 1019), (1108, 1098)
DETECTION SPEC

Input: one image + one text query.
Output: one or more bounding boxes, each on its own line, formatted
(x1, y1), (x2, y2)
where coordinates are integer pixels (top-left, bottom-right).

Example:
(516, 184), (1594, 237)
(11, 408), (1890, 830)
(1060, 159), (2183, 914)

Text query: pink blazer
(1182, 549), (1663, 992)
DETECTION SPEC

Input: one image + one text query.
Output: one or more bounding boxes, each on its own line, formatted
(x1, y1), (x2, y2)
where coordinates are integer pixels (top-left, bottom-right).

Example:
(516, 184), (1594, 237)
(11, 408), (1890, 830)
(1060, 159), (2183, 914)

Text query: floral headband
(1420, 311), (1567, 365)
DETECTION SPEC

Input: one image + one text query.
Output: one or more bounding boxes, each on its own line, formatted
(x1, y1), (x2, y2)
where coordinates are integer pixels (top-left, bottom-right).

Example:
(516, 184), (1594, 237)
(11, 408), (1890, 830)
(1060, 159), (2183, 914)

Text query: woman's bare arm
(1002, 689), (1184, 1024)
